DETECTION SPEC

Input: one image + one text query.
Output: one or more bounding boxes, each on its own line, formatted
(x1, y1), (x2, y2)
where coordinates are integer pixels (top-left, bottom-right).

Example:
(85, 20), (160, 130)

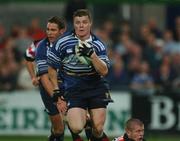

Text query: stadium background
(0, 0), (180, 141)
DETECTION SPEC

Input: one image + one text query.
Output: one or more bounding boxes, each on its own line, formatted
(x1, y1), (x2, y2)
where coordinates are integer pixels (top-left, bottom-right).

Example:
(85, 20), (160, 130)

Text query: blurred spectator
(17, 61), (35, 90)
(106, 53), (130, 90)
(64, 0), (87, 31)
(28, 17), (46, 41)
(162, 29), (177, 55)
(94, 18), (114, 49)
(137, 25), (151, 47)
(174, 16), (180, 41)
(114, 32), (130, 56)
(171, 53), (180, 76)
(127, 57), (141, 79)
(170, 54), (180, 93)
(10, 24), (21, 38)
(0, 22), (5, 43)
(118, 20), (132, 39)
(154, 60), (176, 94)
(130, 61), (155, 95)
(114, 32), (142, 65)
(147, 17), (162, 38)
(14, 27), (32, 55)
(0, 37), (21, 91)
(142, 32), (162, 70)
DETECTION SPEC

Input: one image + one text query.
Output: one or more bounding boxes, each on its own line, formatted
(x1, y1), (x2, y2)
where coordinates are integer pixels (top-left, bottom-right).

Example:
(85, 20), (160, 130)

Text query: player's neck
(78, 35), (92, 42)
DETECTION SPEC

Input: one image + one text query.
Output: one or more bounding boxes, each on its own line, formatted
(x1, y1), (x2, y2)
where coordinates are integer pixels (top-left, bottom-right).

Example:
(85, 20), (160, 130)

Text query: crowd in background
(0, 9), (180, 96)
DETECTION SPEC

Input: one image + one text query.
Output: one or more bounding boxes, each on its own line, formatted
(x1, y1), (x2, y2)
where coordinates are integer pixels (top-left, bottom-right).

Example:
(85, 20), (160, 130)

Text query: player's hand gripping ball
(75, 41), (93, 65)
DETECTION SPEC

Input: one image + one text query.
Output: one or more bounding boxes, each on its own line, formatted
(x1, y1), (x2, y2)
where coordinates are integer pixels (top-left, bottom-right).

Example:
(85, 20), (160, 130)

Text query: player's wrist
(52, 89), (64, 102)
(60, 96), (66, 101)
(87, 48), (94, 57)
(31, 76), (36, 80)
(89, 51), (95, 58)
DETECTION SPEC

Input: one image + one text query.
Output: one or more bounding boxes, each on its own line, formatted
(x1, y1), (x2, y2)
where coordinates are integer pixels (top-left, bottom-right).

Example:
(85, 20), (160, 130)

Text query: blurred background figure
(64, 0), (87, 31)
(106, 53), (130, 91)
(130, 61), (155, 96)
(28, 17), (46, 41)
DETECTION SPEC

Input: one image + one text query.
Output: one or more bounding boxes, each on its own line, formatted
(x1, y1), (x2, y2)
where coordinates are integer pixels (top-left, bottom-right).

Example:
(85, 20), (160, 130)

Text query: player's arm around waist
(90, 52), (108, 76)
(48, 66), (59, 90)
(25, 60), (39, 86)
(40, 73), (54, 96)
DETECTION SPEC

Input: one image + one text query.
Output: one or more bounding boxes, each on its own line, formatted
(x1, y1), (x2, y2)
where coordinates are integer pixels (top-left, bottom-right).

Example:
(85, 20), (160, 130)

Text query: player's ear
(60, 28), (65, 35)
(126, 128), (131, 137)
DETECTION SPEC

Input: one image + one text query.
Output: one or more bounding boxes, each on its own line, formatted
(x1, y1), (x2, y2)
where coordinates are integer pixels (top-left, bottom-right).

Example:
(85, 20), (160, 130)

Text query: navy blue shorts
(66, 88), (111, 110)
(39, 84), (59, 116)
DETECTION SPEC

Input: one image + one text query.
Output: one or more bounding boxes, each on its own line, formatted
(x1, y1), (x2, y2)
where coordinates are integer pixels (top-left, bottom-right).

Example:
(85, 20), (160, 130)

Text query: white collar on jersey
(50, 43), (53, 47)
(75, 35), (92, 42)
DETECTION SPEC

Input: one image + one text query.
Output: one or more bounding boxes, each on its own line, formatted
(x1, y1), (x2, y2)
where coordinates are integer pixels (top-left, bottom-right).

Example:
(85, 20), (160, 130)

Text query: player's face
(127, 125), (144, 141)
(73, 15), (92, 41)
(46, 22), (62, 43)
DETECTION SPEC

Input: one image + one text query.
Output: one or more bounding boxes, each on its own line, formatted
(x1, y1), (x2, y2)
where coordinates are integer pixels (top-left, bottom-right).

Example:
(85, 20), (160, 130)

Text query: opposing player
(47, 9), (113, 141)
(112, 118), (146, 141)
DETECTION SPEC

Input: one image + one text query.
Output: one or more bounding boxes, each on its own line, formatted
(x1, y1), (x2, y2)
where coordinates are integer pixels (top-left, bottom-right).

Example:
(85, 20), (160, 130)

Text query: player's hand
(78, 41), (94, 57)
(52, 89), (64, 103)
(31, 76), (39, 86)
(57, 98), (67, 114)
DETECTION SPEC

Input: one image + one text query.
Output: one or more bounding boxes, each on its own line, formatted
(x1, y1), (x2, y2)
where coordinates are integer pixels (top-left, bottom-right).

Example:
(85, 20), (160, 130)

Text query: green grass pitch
(0, 135), (180, 141)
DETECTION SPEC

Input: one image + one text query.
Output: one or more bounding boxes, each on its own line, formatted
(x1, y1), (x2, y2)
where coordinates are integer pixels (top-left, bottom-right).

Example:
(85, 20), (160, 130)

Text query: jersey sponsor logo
(66, 48), (73, 53)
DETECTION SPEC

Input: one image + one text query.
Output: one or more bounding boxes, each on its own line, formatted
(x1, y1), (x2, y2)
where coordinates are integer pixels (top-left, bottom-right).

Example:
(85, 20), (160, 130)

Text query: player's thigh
(39, 86), (59, 115)
(67, 108), (87, 130)
(89, 108), (106, 128)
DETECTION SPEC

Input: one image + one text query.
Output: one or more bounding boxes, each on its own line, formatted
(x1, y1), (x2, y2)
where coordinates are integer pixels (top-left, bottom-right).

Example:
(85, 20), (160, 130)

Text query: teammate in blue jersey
(34, 16), (67, 141)
(24, 40), (40, 87)
(25, 17), (92, 141)
(48, 9), (113, 141)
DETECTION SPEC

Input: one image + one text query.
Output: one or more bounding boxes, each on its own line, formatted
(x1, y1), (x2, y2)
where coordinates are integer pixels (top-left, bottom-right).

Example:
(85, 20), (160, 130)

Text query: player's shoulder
(91, 33), (102, 42)
(36, 38), (49, 51)
(33, 39), (41, 46)
(57, 31), (73, 41)
(55, 31), (76, 48)
(37, 38), (48, 47)
(91, 33), (106, 47)
(36, 38), (48, 55)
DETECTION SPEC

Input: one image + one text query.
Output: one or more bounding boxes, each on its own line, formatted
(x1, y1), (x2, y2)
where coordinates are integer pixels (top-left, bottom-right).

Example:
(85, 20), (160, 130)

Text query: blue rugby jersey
(35, 38), (63, 86)
(35, 38), (50, 76)
(47, 31), (110, 91)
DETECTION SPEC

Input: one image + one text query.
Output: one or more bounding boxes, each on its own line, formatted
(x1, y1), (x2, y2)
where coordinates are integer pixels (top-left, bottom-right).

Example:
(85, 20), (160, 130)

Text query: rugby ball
(77, 55), (91, 65)
(75, 41), (92, 65)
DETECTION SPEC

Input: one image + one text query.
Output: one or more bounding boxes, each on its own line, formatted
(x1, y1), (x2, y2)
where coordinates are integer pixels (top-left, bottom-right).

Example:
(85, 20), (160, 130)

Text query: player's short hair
(48, 16), (66, 30)
(73, 9), (92, 22)
(125, 118), (144, 131)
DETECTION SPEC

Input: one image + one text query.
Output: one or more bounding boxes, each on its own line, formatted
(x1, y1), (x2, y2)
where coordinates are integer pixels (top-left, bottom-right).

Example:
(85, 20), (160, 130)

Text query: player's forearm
(40, 74), (53, 96)
(48, 66), (59, 89)
(25, 61), (36, 79)
(90, 53), (108, 76)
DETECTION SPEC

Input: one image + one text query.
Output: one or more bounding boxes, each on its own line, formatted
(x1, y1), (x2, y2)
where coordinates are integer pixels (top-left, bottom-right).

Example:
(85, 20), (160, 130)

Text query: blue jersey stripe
(48, 32), (109, 74)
